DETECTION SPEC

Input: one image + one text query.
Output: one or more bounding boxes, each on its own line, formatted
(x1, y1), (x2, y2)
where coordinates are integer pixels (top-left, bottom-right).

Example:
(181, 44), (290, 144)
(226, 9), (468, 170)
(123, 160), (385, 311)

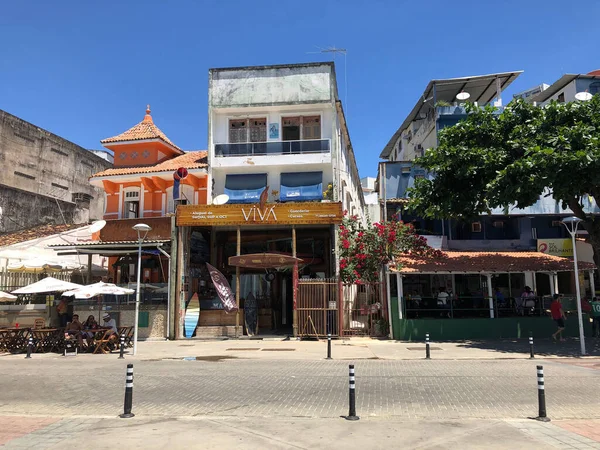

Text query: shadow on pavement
(454, 337), (600, 357)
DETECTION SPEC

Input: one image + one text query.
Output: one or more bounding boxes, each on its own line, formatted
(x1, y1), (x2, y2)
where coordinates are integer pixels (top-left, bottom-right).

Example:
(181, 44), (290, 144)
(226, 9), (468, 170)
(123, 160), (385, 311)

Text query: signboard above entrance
(537, 239), (573, 257)
(176, 202), (343, 226)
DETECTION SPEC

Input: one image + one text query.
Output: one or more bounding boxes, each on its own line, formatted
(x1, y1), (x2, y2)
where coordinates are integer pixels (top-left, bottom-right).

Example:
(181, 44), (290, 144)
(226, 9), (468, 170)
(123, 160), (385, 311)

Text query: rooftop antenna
(307, 45), (348, 114)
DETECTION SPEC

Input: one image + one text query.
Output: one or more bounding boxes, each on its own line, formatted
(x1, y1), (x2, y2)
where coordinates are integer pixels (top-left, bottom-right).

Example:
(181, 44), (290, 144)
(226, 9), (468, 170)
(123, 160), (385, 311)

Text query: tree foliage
(408, 97), (600, 266)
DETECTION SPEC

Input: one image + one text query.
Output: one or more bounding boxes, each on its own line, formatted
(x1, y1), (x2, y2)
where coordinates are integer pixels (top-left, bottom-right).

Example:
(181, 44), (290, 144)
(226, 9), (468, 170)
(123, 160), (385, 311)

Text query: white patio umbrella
(63, 282), (135, 321)
(7, 258), (81, 274)
(12, 277), (84, 294)
(0, 291), (17, 302)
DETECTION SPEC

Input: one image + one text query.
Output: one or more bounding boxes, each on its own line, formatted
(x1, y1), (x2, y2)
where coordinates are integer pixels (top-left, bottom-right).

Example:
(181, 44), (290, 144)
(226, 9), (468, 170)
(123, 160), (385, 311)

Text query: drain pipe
(157, 245), (171, 340)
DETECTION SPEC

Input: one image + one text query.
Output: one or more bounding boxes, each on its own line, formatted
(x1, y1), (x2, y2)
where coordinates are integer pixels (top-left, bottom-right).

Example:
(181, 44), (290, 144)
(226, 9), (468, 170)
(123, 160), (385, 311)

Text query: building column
(549, 273), (556, 296)
(292, 226), (298, 338)
(486, 273), (494, 318)
(553, 272), (559, 295)
(235, 226), (241, 338)
(590, 271), (596, 299)
(396, 273), (403, 320)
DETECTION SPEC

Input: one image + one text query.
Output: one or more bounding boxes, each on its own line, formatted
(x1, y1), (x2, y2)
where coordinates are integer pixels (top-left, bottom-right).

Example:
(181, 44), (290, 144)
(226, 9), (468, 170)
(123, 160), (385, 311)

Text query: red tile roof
(0, 224), (84, 247)
(100, 106), (182, 151)
(392, 251), (596, 274)
(92, 151), (207, 177)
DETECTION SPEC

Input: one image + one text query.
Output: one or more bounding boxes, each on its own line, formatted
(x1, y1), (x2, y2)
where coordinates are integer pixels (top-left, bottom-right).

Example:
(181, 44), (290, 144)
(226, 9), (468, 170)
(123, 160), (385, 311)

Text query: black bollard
(25, 336), (33, 359)
(120, 364), (135, 418)
(534, 365), (550, 422)
(529, 335), (535, 359)
(425, 333), (431, 359)
(326, 334), (332, 360)
(119, 334), (125, 359)
(345, 364), (359, 421)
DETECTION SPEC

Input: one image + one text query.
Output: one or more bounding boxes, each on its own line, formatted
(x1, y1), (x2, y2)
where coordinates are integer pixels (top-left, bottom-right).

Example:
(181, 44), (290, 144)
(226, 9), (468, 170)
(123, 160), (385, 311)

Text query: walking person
(551, 294), (567, 342)
(590, 297), (600, 338)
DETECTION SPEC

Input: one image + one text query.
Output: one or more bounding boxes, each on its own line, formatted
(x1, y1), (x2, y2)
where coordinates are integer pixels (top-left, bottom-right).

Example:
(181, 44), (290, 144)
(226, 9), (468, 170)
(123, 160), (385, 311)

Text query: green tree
(408, 97), (600, 270)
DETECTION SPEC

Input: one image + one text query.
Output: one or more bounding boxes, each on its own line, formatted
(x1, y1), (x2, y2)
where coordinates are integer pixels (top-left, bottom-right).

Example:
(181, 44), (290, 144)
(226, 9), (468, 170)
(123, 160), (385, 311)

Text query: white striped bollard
(326, 334), (332, 359)
(534, 365), (550, 422)
(345, 364), (359, 421)
(25, 336), (33, 359)
(120, 363), (135, 418)
(119, 334), (125, 359)
(529, 335), (534, 359)
(425, 333), (431, 359)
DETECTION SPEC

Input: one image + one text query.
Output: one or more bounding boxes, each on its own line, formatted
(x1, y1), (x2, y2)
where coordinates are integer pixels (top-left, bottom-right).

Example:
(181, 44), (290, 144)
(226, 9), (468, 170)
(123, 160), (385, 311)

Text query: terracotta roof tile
(392, 251), (596, 274)
(0, 224), (84, 247)
(101, 106), (182, 151)
(92, 151), (207, 177)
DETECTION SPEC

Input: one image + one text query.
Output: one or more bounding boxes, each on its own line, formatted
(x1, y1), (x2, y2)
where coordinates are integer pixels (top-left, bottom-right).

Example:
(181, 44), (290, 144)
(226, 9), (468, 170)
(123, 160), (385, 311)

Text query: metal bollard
(25, 336), (33, 359)
(534, 365), (550, 422)
(529, 335), (535, 359)
(326, 334), (332, 359)
(120, 364), (135, 418)
(345, 364), (359, 421)
(425, 333), (431, 359)
(119, 334), (125, 359)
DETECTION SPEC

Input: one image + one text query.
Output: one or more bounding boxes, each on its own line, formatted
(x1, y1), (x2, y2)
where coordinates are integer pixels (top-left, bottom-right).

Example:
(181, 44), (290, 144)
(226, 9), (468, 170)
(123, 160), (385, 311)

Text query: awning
(280, 171), (323, 202)
(48, 240), (170, 256)
(224, 173), (267, 204)
(228, 253), (304, 269)
(391, 251), (596, 274)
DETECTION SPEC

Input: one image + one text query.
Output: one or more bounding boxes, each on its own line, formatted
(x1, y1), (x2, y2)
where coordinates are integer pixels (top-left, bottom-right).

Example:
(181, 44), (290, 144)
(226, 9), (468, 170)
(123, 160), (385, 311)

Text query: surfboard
(184, 293), (200, 338)
(244, 292), (258, 337)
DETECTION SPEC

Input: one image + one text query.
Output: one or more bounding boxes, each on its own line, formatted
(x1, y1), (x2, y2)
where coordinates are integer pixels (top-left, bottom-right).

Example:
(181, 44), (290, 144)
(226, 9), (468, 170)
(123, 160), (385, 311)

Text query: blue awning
(224, 173), (267, 204)
(280, 171), (323, 202)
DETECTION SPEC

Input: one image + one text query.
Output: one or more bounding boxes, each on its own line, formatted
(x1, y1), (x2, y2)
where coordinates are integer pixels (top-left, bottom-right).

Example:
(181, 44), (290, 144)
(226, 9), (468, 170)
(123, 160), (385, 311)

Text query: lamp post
(561, 216), (586, 355)
(132, 223), (152, 356)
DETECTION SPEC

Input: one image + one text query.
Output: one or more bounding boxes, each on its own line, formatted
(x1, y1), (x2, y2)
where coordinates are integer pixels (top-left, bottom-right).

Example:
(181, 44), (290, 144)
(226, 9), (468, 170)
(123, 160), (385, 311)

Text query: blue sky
(1, 0), (599, 178)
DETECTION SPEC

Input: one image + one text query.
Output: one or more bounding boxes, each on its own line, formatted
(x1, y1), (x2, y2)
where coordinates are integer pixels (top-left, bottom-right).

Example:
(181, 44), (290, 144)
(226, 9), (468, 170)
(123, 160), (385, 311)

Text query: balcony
(215, 139), (330, 157)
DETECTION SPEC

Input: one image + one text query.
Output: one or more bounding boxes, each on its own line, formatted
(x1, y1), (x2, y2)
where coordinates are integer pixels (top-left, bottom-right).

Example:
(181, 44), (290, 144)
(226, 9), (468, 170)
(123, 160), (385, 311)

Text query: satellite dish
(575, 91), (593, 101)
(213, 194), (230, 205)
(89, 220), (107, 233)
(456, 91), (471, 101)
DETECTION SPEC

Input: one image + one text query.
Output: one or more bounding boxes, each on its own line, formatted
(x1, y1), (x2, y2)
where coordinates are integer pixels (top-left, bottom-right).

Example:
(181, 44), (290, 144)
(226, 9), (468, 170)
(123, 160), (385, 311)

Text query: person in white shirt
(437, 287), (449, 305)
(102, 313), (118, 335)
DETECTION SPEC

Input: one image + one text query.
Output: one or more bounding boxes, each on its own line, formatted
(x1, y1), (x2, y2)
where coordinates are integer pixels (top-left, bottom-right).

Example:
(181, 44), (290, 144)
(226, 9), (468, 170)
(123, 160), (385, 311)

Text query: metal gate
(296, 278), (340, 337)
(341, 282), (387, 337)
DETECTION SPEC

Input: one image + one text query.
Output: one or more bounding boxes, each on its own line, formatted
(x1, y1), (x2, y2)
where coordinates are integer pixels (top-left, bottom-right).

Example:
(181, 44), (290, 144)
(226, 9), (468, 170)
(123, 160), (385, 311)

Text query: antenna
(307, 45), (348, 114)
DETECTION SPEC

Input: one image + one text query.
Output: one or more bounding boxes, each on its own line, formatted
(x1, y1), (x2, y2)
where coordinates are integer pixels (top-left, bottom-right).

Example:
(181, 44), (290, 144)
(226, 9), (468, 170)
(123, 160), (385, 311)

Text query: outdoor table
(3, 328), (31, 353)
(31, 328), (58, 353)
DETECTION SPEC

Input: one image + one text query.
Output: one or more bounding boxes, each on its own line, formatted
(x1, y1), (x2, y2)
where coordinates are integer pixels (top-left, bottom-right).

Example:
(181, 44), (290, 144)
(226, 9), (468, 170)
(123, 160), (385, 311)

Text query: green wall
(390, 297), (592, 341)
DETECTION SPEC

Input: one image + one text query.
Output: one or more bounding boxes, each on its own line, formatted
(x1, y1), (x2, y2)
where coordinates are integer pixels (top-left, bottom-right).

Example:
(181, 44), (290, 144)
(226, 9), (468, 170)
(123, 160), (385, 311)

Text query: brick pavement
(0, 358), (599, 420)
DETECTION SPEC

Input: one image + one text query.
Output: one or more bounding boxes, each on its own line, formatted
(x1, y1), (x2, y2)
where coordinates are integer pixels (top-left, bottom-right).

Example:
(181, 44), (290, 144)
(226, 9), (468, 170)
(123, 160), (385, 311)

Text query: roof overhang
(89, 168), (208, 187)
(380, 71), (523, 159)
(101, 138), (183, 155)
(48, 240), (170, 256)
(531, 74), (600, 103)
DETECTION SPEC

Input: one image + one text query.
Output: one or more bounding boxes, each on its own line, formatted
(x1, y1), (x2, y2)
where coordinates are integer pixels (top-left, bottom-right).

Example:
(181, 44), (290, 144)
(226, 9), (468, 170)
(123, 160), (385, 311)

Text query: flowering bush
(338, 213), (445, 284)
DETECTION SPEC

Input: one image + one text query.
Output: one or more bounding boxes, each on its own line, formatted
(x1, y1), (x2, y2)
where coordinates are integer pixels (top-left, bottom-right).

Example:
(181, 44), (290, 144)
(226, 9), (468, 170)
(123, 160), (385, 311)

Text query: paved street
(1, 357), (599, 420)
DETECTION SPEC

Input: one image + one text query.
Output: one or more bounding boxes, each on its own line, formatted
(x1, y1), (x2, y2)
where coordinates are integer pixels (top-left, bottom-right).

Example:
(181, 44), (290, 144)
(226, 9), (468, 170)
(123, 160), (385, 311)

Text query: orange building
(91, 106), (208, 220)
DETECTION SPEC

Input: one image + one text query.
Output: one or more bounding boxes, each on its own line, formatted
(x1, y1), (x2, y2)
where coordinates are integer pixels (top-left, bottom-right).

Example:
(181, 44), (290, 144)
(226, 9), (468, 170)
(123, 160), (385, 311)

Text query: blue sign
(269, 123), (279, 139)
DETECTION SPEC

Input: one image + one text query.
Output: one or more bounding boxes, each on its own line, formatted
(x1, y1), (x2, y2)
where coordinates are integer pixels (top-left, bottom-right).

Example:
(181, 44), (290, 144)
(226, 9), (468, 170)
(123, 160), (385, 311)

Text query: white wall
(542, 80), (578, 104)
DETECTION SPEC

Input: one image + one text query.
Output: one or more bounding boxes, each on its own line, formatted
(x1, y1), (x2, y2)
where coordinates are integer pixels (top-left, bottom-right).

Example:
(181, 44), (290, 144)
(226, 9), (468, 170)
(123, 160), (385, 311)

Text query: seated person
(82, 315), (99, 345)
(102, 313), (119, 341)
(64, 314), (84, 347)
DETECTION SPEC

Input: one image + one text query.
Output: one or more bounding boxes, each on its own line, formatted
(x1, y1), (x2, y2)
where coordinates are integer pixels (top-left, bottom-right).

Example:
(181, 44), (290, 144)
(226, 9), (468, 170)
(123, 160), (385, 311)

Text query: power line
(307, 46), (348, 115)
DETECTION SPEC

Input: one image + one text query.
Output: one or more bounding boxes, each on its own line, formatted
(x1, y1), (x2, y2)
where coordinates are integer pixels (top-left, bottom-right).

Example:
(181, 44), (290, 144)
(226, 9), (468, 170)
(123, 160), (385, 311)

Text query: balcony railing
(215, 139), (330, 157)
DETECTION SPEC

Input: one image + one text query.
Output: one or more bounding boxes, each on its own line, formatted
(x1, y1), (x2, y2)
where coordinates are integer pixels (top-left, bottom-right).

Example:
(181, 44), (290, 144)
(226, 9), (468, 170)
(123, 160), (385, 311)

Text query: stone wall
(0, 109), (112, 233)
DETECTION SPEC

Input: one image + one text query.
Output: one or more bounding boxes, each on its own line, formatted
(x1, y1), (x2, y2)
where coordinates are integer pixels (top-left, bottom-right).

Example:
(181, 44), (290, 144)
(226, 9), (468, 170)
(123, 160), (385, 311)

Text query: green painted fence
(390, 297), (592, 341)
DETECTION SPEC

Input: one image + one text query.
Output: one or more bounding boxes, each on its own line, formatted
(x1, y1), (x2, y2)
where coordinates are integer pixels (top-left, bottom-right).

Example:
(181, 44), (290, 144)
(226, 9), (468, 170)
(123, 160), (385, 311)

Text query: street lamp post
(561, 217), (586, 355)
(132, 223), (152, 356)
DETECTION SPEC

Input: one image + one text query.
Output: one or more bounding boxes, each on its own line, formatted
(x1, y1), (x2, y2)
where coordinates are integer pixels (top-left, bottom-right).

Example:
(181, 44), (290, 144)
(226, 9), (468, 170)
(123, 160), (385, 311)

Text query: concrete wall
(0, 109), (112, 232)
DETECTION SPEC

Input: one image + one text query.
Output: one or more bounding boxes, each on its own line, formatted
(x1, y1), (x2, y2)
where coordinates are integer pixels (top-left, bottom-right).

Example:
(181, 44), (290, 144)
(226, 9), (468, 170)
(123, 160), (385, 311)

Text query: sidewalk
(1, 416), (599, 449)
(4, 336), (599, 362)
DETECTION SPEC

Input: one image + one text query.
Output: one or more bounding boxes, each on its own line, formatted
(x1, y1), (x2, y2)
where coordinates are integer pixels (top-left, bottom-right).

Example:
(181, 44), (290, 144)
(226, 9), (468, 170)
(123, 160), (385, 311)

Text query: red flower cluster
(338, 215), (445, 284)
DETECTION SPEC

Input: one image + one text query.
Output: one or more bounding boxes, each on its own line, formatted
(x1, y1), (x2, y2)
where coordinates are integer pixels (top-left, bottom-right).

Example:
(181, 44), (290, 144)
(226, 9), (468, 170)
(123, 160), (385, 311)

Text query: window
(224, 173), (268, 204)
(557, 92), (565, 103)
(279, 172), (323, 202)
(123, 189), (140, 219)
(471, 222), (482, 233)
(590, 82), (600, 96)
(229, 118), (266, 143)
(282, 116), (321, 141)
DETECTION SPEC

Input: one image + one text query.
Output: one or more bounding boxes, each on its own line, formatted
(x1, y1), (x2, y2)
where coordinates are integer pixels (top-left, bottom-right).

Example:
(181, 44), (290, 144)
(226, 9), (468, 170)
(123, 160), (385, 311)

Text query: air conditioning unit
(471, 222), (482, 233)
(493, 221), (504, 228)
